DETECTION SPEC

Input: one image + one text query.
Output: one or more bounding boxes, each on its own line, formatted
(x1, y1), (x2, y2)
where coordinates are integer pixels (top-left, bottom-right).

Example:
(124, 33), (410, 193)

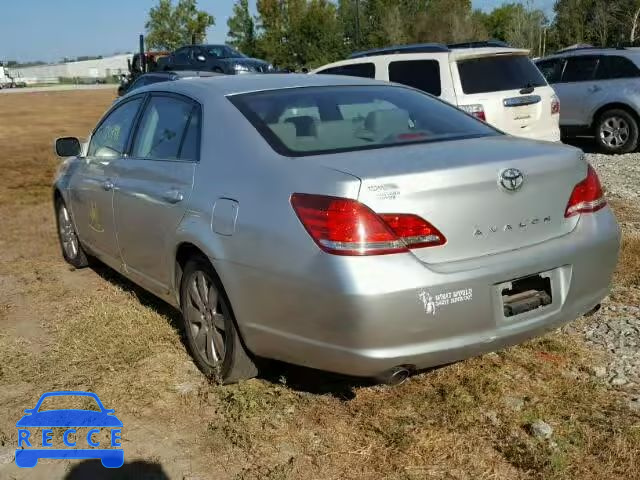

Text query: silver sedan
(53, 74), (620, 384)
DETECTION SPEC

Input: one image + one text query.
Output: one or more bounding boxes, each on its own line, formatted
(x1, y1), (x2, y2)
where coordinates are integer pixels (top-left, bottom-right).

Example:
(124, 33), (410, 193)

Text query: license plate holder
(498, 272), (553, 318)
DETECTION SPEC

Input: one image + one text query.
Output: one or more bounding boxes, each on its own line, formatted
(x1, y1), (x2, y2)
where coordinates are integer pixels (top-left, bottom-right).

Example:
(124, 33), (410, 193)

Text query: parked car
(535, 47), (640, 154)
(117, 70), (221, 97)
(53, 74), (619, 384)
(160, 44), (274, 74)
(312, 42), (561, 142)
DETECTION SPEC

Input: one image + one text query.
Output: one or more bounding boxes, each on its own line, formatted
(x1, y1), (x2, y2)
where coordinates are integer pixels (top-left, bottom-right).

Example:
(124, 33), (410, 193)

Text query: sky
(0, 0), (556, 63)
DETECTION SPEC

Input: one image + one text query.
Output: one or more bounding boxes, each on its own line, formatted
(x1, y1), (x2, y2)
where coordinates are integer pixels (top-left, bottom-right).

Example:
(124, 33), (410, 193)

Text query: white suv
(312, 43), (561, 142)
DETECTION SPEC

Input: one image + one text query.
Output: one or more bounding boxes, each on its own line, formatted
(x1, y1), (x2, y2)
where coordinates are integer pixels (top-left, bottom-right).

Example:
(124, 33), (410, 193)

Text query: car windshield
(206, 46), (245, 59)
(457, 54), (547, 94)
(230, 85), (499, 156)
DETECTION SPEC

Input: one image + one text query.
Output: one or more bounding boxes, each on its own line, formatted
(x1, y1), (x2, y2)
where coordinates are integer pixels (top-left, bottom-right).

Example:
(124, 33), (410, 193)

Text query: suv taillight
(551, 95), (560, 115)
(290, 193), (446, 256)
(459, 104), (486, 122)
(565, 165), (606, 217)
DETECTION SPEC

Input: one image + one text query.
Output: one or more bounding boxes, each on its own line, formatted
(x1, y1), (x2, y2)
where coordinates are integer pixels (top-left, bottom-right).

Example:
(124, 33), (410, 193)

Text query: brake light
(290, 194), (445, 256)
(565, 165), (606, 217)
(551, 95), (560, 115)
(459, 104), (486, 122)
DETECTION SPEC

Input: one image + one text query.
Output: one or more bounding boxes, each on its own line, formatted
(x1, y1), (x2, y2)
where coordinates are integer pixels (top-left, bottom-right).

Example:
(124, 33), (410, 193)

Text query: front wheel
(595, 109), (639, 154)
(180, 255), (258, 384)
(55, 198), (90, 268)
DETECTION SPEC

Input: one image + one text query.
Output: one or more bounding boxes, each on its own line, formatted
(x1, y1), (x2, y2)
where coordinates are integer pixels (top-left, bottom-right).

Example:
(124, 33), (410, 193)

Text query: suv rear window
(457, 55), (547, 94)
(388, 60), (441, 96)
(229, 85), (498, 157)
(316, 63), (375, 78)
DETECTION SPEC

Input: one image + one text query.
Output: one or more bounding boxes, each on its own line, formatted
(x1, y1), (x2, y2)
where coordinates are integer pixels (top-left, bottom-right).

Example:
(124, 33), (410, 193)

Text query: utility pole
(355, 0), (361, 48)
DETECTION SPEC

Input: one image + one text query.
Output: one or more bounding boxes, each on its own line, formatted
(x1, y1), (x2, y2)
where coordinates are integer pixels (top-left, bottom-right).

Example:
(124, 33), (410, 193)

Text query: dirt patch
(0, 89), (638, 480)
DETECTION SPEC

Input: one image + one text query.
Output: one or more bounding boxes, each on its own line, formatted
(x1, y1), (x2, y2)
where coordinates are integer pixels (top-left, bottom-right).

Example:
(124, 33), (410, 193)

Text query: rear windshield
(229, 85), (498, 157)
(457, 55), (547, 94)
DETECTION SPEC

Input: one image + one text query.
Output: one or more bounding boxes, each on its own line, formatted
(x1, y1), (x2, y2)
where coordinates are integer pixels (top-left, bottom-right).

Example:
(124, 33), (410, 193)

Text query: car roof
(448, 47), (529, 60)
(138, 73), (390, 99)
(540, 48), (640, 60)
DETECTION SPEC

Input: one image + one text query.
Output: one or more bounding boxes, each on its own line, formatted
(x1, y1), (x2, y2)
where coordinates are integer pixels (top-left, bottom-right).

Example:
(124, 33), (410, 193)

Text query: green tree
(145, 0), (215, 51)
(227, 0), (257, 56)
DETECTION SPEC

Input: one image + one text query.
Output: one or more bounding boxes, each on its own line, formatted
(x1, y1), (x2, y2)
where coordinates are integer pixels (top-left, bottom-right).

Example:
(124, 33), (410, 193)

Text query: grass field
(0, 89), (638, 480)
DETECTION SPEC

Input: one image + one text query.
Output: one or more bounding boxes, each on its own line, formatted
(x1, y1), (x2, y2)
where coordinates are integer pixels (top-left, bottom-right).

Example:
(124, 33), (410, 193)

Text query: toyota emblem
(499, 168), (524, 192)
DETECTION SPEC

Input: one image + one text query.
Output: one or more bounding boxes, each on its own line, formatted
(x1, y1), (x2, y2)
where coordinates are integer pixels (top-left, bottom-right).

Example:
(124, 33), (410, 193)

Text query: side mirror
(55, 137), (81, 157)
(196, 55), (206, 62)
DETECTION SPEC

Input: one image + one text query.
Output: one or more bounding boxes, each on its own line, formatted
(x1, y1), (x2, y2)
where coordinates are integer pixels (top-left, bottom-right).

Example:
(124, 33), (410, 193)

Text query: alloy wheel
(600, 116), (630, 149)
(186, 270), (226, 366)
(58, 203), (79, 260)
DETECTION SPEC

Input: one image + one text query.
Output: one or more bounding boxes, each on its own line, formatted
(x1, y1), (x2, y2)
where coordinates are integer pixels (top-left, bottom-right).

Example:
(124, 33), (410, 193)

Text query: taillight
(459, 104), (486, 122)
(551, 95), (560, 115)
(565, 165), (606, 218)
(290, 193), (446, 256)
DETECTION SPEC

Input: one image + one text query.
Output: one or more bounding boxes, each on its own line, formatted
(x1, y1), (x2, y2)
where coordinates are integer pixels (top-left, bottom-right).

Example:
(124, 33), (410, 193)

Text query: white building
(10, 54), (133, 84)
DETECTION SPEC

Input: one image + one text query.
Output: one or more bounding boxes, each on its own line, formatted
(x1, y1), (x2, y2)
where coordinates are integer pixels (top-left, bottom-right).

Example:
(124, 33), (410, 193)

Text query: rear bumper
(232, 208), (620, 377)
(513, 125), (561, 143)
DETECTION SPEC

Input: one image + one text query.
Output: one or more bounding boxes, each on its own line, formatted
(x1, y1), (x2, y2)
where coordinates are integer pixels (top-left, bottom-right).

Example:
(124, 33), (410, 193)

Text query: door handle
(103, 180), (114, 191)
(162, 189), (184, 204)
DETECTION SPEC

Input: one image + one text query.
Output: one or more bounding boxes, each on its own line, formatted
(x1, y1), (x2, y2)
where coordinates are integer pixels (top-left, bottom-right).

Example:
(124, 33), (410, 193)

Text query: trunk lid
(309, 136), (585, 264)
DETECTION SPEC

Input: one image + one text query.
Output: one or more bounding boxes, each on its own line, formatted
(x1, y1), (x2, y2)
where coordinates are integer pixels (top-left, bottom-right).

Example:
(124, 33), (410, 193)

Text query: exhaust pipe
(584, 303), (601, 317)
(378, 366), (412, 386)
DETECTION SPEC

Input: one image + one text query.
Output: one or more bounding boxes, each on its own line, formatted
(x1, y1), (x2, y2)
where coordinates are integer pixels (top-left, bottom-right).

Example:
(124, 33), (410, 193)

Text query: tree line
(144, 0), (640, 70)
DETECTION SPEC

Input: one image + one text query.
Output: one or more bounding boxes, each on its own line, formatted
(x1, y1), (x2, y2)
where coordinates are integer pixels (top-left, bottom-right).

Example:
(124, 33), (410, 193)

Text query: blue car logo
(15, 391), (123, 468)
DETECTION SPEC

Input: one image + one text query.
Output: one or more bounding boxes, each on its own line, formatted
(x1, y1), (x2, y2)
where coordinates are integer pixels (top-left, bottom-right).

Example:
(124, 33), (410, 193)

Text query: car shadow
(562, 136), (599, 153)
(89, 262), (182, 332)
(63, 459), (168, 480)
(257, 360), (375, 400)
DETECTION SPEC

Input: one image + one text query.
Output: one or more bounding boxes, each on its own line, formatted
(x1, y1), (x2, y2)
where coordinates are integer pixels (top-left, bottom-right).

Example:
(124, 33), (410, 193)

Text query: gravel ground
(570, 151), (640, 410)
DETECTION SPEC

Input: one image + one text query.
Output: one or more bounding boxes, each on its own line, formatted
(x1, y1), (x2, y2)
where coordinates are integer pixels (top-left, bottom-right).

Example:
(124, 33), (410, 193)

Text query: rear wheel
(55, 198), (90, 268)
(180, 255), (258, 383)
(595, 109), (638, 154)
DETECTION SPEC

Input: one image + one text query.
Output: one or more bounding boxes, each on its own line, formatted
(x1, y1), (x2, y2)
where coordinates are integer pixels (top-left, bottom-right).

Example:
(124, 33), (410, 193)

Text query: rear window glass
(457, 55), (547, 94)
(316, 63), (375, 78)
(562, 56), (598, 82)
(229, 85), (498, 157)
(389, 60), (441, 96)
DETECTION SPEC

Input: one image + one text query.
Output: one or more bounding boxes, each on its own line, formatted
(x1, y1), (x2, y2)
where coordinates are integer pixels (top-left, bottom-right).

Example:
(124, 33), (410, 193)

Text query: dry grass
(609, 198), (640, 288)
(0, 89), (638, 479)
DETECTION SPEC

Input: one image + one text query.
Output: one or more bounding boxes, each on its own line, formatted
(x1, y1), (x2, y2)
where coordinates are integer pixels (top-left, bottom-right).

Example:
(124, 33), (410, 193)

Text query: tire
(212, 67), (224, 74)
(180, 254), (258, 384)
(594, 109), (639, 154)
(55, 197), (90, 268)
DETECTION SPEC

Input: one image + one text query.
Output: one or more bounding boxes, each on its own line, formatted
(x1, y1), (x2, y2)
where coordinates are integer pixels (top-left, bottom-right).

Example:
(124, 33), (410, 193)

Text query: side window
(561, 56), (598, 83)
(536, 59), (565, 84)
(178, 107), (201, 162)
(388, 60), (441, 96)
(131, 95), (198, 161)
(596, 56), (640, 80)
(317, 63), (375, 78)
(174, 48), (190, 63)
(88, 98), (142, 158)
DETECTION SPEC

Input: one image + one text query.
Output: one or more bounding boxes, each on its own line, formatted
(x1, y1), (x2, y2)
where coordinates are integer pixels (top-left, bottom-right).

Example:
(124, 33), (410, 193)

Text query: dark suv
(160, 44), (273, 75)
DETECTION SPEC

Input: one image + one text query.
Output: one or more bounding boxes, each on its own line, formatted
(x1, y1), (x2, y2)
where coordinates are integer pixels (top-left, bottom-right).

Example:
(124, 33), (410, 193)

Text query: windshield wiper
(520, 83), (535, 94)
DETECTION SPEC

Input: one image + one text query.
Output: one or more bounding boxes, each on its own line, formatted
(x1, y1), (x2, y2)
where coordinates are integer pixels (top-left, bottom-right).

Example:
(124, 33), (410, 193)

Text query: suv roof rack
(447, 40), (511, 49)
(348, 43), (449, 59)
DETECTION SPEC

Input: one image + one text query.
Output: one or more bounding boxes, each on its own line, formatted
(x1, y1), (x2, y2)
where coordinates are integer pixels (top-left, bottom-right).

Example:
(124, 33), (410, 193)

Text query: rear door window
(131, 95), (200, 161)
(595, 55), (640, 80)
(388, 60), (441, 96)
(457, 55), (547, 94)
(316, 63), (375, 78)
(535, 58), (565, 84)
(561, 56), (598, 82)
